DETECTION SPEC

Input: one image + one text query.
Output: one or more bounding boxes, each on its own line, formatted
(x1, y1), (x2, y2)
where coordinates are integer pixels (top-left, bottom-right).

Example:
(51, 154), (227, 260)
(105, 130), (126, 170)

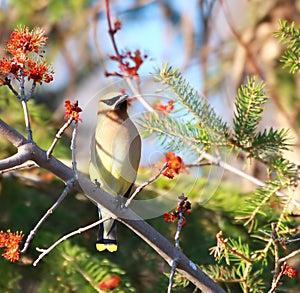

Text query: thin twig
(104, 0), (154, 112)
(20, 69), (26, 99)
(167, 203), (185, 292)
(255, 188), (296, 262)
(214, 231), (254, 264)
(18, 69), (33, 141)
(21, 178), (76, 253)
(167, 257), (179, 293)
(33, 217), (111, 266)
(125, 162), (168, 208)
(0, 161), (37, 174)
(5, 78), (19, 97)
(268, 262), (286, 293)
(47, 117), (73, 158)
(71, 121), (79, 179)
(185, 162), (212, 168)
(21, 99), (33, 141)
(174, 210), (184, 249)
(270, 223), (280, 288)
(200, 151), (300, 207)
(285, 236), (300, 244)
(125, 77), (154, 112)
(279, 248), (300, 263)
(25, 81), (37, 101)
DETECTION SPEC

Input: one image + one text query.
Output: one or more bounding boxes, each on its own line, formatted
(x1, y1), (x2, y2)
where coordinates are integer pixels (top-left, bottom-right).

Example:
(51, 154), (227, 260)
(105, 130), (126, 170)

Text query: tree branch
(0, 151), (32, 171)
(1, 122), (225, 293)
(0, 118), (27, 147)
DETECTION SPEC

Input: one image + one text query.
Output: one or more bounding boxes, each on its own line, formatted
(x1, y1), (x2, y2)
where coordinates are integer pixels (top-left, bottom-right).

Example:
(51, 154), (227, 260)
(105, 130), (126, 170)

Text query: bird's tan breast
(93, 110), (141, 196)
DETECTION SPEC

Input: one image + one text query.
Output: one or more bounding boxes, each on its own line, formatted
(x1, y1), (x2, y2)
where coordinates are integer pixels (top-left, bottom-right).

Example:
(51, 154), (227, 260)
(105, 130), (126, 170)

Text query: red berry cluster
(164, 195), (191, 227)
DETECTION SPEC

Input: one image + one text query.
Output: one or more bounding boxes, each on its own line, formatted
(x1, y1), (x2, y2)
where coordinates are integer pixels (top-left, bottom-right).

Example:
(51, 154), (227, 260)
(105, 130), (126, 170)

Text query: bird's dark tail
(96, 208), (118, 252)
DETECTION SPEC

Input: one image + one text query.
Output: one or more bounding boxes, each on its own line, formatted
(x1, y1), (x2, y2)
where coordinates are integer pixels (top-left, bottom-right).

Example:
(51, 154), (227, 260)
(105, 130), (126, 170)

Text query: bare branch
(21, 178), (76, 253)
(47, 117), (74, 158)
(168, 207), (184, 292)
(33, 217), (110, 266)
(0, 151), (32, 171)
(1, 121), (224, 292)
(268, 262), (287, 293)
(125, 162), (168, 208)
(71, 121), (79, 178)
(0, 118), (27, 147)
(168, 257), (180, 293)
(104, 0), (154, 112)
(279, 248), (300, 263)
(0, 161), (37, 174)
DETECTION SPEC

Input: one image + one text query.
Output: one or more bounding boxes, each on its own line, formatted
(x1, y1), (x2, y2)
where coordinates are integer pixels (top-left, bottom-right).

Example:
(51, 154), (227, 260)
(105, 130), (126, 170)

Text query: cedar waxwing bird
(89, 92), (141, 252)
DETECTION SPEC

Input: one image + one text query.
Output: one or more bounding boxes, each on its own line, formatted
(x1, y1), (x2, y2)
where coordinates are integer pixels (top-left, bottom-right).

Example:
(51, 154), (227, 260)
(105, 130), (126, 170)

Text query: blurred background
(1, 0), (300, 292)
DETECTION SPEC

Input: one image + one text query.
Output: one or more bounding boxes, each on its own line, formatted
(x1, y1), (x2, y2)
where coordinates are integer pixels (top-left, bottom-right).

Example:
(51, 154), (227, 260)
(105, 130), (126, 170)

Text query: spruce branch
(152, 64), (229, 144)
(236, 181), (283, 232)
(140, 112), (213, 153)
(233, 77), (267, 147)
(251, 128), (291, 160)
(61, 253), (103, 293)
(274, 20), (300, 74)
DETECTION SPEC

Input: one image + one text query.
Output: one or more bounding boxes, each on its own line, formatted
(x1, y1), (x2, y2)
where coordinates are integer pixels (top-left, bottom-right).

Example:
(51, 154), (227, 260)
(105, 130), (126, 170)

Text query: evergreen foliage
(138, 51), (300, 291)
(1, 6), (300, 292)
(39, 240), (135, 293)
(274, 20), (300, 74)
(233, 78), (267, 147)
(153, 63), (230, 145)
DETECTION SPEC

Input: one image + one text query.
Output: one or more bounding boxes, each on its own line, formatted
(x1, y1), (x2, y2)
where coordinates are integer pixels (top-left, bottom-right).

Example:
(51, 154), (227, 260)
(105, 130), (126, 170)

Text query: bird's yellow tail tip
(96, 243), (118, 253)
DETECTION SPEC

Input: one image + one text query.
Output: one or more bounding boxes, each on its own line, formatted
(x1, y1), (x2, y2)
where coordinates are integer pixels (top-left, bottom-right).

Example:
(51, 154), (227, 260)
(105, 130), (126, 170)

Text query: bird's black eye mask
(101, 94), (127, 106)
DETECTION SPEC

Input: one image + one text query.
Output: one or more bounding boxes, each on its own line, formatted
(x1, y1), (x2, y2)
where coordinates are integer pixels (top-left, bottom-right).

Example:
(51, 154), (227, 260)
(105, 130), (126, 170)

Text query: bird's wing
(89, 119), (141, 197)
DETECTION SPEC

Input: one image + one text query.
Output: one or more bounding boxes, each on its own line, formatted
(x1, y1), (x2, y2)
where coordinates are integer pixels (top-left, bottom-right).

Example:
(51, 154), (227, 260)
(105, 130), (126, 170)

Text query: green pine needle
(274, 20), (300, 73)
(233, 77), (267, 147)
(153, 64), (229, 144)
